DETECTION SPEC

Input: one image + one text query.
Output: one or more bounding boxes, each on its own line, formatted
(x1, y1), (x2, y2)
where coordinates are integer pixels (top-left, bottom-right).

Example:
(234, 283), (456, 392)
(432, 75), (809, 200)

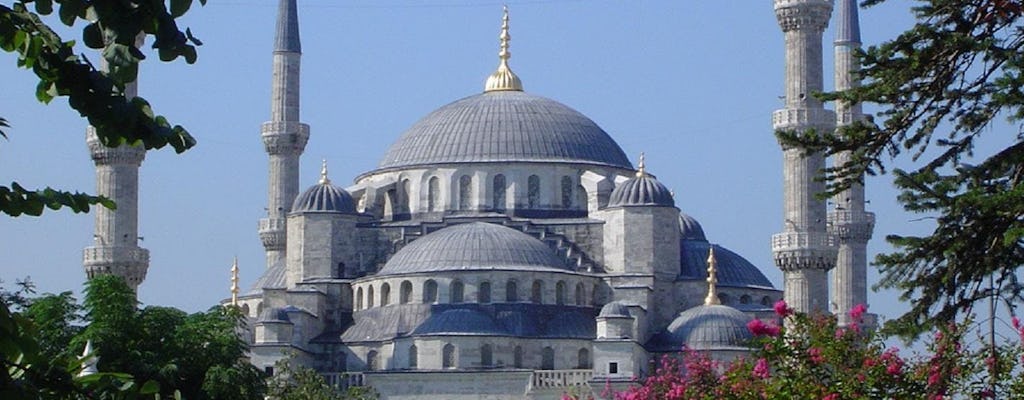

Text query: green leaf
(34, 0), (53, 15)
(58, 0), (82, 26)
(82, 22), (103, 49)
(170, 0), (193, 18)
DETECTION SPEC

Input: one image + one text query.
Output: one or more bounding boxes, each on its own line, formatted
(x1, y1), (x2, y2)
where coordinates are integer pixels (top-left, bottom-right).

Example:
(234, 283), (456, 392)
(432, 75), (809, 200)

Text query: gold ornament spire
(704, 246), (721, 306)
(318, 159), (331, 185)
(636, 152), (648, 177)
(230, 257), (239, 306)
(484, 6), (523, 92)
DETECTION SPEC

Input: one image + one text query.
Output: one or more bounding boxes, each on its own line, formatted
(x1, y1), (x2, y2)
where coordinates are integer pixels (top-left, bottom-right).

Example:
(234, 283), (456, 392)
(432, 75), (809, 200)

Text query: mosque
(82, 1), (874, 398)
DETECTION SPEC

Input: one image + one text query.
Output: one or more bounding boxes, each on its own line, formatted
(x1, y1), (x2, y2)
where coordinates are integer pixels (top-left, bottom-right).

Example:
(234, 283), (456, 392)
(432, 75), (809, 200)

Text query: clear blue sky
(1, 1), (926, 321)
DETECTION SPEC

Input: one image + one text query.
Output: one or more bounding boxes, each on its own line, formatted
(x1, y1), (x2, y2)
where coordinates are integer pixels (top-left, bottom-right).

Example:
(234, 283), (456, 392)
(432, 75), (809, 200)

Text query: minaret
(771, 0), (837, 314)
(259, 0), (308, 270)
(830, 0), (875, 326)
(83, 40), (149, 292)
(230, 257), (240, 306)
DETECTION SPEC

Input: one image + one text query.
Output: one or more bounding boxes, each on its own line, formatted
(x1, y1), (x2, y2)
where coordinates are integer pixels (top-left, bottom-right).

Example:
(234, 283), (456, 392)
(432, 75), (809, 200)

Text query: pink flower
(773, 299), (792, 317)
(752, 358), (770, 379)
(850, 303), (868, 321)
(747, 319), (781, 337)
(823, 394), (839, 400)
(1012, 316), (1020, 330)
(808, 347), (824, 364)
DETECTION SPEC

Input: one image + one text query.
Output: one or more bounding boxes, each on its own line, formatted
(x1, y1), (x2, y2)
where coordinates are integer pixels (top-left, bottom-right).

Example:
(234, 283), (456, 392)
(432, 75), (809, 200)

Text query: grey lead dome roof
(292, 182), (357, 213)
(376, 91), (632, 170)
(378, 222), (568, 275)
(658, 304), (753, 351)
(608, 175), (675, 208)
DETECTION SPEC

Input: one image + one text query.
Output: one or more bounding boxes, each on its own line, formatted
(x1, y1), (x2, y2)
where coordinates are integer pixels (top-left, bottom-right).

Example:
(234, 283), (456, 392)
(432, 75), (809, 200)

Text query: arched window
(356, 287), (364, 310)
(761, 296), (773, 306)
(400, 281), (412, 304)
(442, 344), (456, 369)
(531, 280), (543, 304)
(577, 348), (591, 369)
(408, 345), (418, 369)
(481, 344), (493, 366)
(592, 283), (603, 306)
(241, 304), (250, 317)
(575, 282), (585, 306)
(424, 280), (438, 303)
(555, 281), (566, 305)
(492, 174), (506, 212)
(479, 281), (491, 303)
(718, 293), (730, 305)
(367, 285), (375, 308)
(367, 351), (378, 371)
(428, 177), (440, 212)
(458, 175), (472, 211)
(513, 346), (524, 368)
(451, 280), (464, 303)
(740, 295), (751, 305)
(256, 302), (264, 318)
(561, 176), (573, 208)
(541, 347), (555, 370)
(506, 280), (518, 302)
(399, 179), (410, 215)
(527, 175), (540, 208)
(576, 184), (587, 210)
(380, 283), (391, 306)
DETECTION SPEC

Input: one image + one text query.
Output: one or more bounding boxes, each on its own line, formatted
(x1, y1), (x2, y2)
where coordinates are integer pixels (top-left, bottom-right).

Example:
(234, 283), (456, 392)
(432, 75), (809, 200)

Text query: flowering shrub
(565, 302), (1024, 399)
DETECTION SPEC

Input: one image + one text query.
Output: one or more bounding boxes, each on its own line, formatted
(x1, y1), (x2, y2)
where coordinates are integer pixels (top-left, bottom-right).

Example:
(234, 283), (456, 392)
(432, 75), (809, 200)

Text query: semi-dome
(680, 241), (775, 289)
(375, 91), (632, 171)
(659, 304), (753, 351)
(679, 213), (707, 241)
(378, 222), (568, 275)
(292, 162), (357, 213)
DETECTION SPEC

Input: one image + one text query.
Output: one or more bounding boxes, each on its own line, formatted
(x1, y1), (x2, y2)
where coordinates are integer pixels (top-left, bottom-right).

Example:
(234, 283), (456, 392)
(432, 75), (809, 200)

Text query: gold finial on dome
(636, 152), (648, 177)
(230, 256), (239, 307)
(484, 6), (523, 92)
(319, 159), (331, 185)
(704, 246), (721, 306)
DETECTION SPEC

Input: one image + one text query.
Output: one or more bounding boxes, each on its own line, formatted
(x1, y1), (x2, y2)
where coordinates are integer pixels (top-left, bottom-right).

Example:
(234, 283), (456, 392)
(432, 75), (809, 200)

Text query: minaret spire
(771, 0), (838, 315)
(635, 152), (647, 177)
(230, 257), (240, 306)
(830, 0), (875, 327)
(318, 159), (330, 185)
(704, 247), (720, 306)
(84, 35), (149, 292)
(259, 0), (309, 271)
(484, 6), (523, 92)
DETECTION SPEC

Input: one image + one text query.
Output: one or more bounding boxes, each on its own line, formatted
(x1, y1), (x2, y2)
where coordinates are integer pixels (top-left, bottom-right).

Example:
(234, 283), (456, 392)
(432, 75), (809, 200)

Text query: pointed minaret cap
(230, 257), (240, 306)
(78, 340), (99, 377)
(704, 246), (721, 306)
(275, 0), (301, 52)
(835, 0), (861, 45)
(318, 159), (331, 185)
(484, 6), (524, 92)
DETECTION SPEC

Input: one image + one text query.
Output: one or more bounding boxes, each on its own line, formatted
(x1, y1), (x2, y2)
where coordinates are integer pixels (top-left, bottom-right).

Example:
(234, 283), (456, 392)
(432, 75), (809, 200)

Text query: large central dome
(376, 91), (632, 170)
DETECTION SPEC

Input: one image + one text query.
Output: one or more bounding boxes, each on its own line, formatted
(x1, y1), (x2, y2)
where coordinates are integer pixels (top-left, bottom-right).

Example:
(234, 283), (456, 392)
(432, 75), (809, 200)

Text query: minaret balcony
(771, 231), (837, 271)
(261, 121), (310, 155)
(827, 210), (875, 242)
(772, 108), (835, 131)
(83, 246), (150, 266)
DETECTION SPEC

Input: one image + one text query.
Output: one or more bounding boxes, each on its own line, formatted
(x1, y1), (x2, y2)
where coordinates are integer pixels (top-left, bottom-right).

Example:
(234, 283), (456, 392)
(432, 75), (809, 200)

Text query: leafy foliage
(0, 0), (204, 217)
(779, 0), (1024, 338)
(267, 359), (377, 400)
(79, 275), (267, 399)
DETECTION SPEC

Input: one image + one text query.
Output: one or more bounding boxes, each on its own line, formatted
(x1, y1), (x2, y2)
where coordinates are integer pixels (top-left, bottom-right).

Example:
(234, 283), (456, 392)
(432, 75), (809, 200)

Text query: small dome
(679, 242), (775, 289)
(679, 213), (707, 241)
(663, 304), (753, 351)
(598, 301), (632, 318)
(292, 183), (356, 213)
(412, 308), (506, 336)
(608, 174), (675, 208)
(378, 222), (568, 275)
(375, 91), (632, 171)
